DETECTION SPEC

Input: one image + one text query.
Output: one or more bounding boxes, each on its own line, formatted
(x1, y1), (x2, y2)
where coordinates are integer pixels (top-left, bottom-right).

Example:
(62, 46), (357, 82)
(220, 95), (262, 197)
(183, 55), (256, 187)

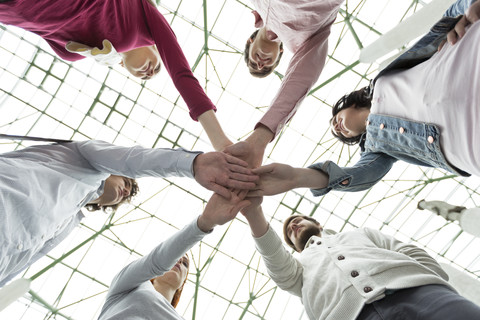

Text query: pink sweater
(251, 0), (344, 136)
(0, 0), (215, 120)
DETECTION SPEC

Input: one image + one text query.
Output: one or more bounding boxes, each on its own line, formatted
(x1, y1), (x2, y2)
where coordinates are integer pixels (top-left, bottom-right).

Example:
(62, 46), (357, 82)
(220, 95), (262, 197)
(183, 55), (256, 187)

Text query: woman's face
(153, 255), (189, 289)
(120, 45), (161, 80)
(331, 105), (368, 138)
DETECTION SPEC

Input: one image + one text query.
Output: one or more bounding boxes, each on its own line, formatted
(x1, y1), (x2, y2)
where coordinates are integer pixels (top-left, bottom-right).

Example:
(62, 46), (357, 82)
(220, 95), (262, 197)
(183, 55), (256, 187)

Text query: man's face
(286, 217), (322, 252)
(248, 35), (281, 71)
(121, 45), (161, 80)
(96, 175), (133, 207)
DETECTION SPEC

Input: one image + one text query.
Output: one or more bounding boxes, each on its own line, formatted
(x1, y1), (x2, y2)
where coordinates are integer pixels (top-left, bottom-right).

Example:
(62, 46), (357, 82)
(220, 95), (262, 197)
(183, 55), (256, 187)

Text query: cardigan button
(379, 123), (385, 129)
(399, 127), (404, 134)
(337, 255), (345, 260)
(316, 241), (322, 245)
(427, 136), (434, 143)
(310, 239), (315, 245)
(351, 270), (359, 277)
(364, 286), (373, 293)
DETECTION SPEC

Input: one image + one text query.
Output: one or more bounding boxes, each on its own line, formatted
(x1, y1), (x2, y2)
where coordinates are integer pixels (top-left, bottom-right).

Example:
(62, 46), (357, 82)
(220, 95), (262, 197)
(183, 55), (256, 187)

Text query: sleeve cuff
(176, 149), (203, 178)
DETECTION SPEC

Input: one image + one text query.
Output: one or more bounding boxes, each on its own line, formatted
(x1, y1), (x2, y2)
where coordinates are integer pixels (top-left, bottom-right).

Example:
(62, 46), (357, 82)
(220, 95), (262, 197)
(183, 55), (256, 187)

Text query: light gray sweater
(254, 226), (453, 320)
(98, 218), (208, 319)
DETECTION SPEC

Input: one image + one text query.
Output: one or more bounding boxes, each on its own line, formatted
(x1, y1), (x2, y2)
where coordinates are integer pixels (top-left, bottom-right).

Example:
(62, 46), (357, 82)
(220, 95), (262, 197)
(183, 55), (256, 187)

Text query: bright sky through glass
(0, 0), (479, 319)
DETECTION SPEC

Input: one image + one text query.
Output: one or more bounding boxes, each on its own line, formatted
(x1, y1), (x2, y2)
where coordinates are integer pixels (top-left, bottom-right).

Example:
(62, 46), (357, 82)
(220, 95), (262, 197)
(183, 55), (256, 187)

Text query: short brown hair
(283, 214), (320, 250)
(85, 177), (139, 212)
(244, 29), (284, 78)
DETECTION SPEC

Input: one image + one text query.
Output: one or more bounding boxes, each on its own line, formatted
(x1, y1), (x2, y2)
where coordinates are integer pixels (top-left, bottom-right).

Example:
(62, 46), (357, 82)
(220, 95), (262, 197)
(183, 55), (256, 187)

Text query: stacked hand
(197, 190), (251, 232)
(193, 152), (259, 198)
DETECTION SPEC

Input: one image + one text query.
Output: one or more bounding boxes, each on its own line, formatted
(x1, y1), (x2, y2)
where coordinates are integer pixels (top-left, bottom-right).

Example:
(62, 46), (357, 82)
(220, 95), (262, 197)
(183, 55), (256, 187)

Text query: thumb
(252, 164), (276, 175)
(209, 183), (231, 199)
(235, 199), (252, 213)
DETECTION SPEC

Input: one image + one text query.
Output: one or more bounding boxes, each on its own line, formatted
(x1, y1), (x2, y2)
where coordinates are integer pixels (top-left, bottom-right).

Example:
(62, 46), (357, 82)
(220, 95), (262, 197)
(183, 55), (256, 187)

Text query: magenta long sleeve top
(0, 0), (215, 120)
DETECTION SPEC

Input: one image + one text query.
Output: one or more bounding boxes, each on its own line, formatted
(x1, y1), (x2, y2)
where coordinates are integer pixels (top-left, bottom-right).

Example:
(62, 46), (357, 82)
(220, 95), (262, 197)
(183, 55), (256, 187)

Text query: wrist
(297, 168), (328, 189)
(197, 110), (230, 151)
(197, 214), (214, 233)
(247, 125), (274, 147)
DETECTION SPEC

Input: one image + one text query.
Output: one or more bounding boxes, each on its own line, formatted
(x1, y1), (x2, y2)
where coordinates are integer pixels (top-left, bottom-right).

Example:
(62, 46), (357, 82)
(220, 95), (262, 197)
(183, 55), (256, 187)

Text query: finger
(238, 189), (249, 199)
(227, 163), (255, 175)
(209, 183), (231, 199)
(451, 16), (469, 44)
(447, 29), (457, 45)
(438, 39), (446, 52)
(252, 164), (275, 175)
(224, 153), (249, 167)
(233, 199), (252, 213)
(247, 190), (263, 197)
(229, 172), (259, 182)
(227, 180), (257, 190)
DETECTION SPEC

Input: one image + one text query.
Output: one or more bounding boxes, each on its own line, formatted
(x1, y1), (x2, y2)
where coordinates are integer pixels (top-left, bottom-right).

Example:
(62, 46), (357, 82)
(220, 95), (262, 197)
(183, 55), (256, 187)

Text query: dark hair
(85, 177), (139, 212)
(283, 214), (320, 251)
(244, 29), (284, 78)
(330, 86), (372, 145)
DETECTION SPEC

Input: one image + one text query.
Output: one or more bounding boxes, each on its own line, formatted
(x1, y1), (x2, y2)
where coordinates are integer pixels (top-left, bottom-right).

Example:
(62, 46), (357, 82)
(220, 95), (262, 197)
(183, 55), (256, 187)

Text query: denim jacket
(310, 0), (474, 197)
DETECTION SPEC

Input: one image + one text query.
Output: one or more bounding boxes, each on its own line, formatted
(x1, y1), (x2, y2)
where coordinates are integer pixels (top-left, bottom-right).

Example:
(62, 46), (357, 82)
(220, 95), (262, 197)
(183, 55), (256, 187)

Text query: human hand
(446, 1), (480, 45)
(223, 140), (265, 169)
(240, 196), (263, 220)
(247, 163), (298, 197)
(193, 152), (259, 198)
(223, 125), (273, 169)
(197, 190), (251, 232)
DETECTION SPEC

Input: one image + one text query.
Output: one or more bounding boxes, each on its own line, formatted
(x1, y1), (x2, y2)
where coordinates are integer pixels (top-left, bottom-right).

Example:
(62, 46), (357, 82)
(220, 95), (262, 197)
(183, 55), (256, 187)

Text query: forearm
(294, 167), (329, 189)
(253, 224), (303, 296)
(107, 218), (206, 297)
(246, 124), (274, 148)
(75, 140), (199, 178)
(198, 110), (232, 151)
(245, 206), (269, 238)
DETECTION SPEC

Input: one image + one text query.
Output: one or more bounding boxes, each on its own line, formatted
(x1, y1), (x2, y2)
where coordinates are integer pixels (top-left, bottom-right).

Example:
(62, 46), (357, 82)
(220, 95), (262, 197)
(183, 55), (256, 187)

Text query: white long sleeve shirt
(0, 140), (200, 286)
(254, 226), (453, 320)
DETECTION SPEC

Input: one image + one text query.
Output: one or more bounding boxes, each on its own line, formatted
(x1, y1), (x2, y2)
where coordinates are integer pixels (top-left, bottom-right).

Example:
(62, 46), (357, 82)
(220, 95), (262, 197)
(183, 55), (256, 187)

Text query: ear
(249, 37), (254, 44)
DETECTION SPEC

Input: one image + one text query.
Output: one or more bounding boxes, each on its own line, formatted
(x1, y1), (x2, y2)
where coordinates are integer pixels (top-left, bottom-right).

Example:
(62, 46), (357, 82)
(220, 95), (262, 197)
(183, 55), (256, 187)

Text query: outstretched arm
(198, 110), (232, 151)
(247, 163), (328, 197)
(106, 190), (250, 298)
(241, 200), (303, 297)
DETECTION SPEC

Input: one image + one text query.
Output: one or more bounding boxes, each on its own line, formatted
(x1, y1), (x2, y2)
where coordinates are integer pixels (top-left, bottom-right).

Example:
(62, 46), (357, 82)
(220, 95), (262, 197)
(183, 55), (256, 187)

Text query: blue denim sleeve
(444, 0), (476, 17)
(308, 153), (397, 197)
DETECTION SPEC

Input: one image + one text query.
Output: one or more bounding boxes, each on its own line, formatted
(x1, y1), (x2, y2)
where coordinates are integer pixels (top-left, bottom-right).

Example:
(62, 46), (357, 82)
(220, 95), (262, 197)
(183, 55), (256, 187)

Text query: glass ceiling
(1, 0), (479, 319)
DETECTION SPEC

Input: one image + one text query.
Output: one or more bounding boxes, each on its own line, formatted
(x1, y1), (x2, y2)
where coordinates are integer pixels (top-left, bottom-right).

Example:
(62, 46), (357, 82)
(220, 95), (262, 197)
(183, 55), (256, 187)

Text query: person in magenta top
(225, 0), (345, 168)
(0, 0), (230, 150)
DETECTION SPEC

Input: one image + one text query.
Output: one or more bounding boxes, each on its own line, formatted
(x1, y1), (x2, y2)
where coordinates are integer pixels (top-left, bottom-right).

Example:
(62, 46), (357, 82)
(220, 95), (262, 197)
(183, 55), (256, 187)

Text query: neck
(257, 27), (278, 45)
(153, 282), (176, 304)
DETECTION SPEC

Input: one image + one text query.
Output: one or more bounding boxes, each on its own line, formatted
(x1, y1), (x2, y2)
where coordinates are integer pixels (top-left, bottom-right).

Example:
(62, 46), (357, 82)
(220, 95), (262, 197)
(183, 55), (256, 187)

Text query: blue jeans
(356, 285), (480, 320)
